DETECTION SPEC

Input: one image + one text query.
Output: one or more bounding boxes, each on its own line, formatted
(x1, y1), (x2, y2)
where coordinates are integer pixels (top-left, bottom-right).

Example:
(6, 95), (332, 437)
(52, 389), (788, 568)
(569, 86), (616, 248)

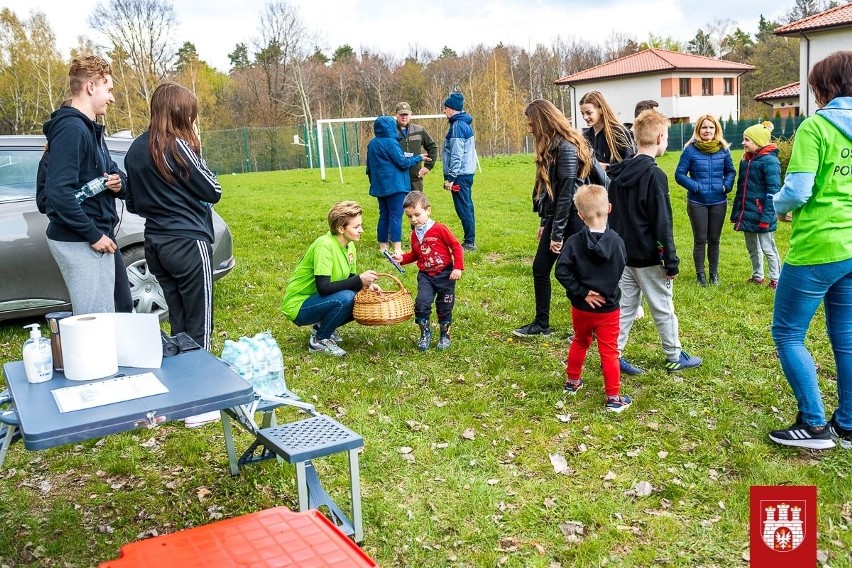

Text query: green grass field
(1, 151), (850, 567)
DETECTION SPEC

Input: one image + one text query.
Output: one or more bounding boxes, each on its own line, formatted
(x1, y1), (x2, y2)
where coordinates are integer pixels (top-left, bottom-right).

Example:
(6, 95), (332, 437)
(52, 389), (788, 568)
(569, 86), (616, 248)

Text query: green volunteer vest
(280, 232), (357, 320)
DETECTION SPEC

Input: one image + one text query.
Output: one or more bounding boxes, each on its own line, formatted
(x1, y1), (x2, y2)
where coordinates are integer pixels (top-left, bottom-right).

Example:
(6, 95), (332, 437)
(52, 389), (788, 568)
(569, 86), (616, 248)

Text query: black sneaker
(462, 243), (478, 252)
(769, 413), (835, 450)
(829, 412), (852, 450)
(563, 379), (583, 394)
(512, 322), (553, 337)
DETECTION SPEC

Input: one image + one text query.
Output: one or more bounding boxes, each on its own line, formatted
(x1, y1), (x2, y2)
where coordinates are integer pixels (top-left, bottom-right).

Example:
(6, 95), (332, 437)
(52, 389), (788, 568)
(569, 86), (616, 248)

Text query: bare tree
(705, 18), (735, 58)
(88, 0), (178, 129)
(255, 0), (307, 104)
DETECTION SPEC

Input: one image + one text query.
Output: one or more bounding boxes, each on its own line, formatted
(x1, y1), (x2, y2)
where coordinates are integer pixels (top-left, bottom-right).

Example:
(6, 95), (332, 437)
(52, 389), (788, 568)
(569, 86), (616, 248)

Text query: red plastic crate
(98, 507), (377, 567)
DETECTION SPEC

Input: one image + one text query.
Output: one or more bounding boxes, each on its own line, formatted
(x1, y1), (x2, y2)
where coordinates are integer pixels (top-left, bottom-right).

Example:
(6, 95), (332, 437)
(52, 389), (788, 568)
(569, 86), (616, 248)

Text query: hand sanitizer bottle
(23, 323), (53, 384)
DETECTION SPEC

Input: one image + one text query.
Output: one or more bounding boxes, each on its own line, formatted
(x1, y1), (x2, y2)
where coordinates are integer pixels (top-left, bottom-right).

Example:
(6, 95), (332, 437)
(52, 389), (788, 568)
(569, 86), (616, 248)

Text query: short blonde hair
(573, 184), (609, 219)
(327, 201), (362, 234)
(632, 109), (670, 147)
(69, 55), (111, 95)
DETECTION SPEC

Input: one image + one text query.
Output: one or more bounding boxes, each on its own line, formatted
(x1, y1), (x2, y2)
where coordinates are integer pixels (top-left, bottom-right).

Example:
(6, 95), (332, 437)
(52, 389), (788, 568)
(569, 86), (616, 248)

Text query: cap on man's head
(444, 92), (464, 112)
(395, 101), (412, 115)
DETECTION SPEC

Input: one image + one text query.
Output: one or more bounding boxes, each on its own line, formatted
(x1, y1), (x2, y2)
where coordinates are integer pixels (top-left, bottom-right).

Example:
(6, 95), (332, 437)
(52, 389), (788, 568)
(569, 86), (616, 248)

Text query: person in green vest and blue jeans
(767, 50), (852, 450)
(281, 201), (380, 357)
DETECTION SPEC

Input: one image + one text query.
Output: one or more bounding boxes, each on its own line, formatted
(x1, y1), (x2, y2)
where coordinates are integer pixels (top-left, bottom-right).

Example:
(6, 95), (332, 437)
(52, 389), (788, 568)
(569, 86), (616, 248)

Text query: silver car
(0, 135), (235, 322)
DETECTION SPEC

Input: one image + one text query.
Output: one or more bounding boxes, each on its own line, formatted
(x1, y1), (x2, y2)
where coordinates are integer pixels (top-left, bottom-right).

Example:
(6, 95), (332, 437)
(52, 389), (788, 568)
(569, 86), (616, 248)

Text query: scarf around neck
(694, 140), (723, 154)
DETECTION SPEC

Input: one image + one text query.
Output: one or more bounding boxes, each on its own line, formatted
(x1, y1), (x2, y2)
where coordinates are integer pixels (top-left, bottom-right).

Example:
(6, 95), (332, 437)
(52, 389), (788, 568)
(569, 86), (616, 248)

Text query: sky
(11, 0), (791, 73)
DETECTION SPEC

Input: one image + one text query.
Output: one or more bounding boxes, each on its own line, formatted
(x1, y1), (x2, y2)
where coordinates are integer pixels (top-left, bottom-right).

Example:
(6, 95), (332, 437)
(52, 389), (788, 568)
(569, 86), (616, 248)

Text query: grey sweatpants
(618, 265), (682, 362)
(743, 231), (780, 281)
(48, 239), (116, 315)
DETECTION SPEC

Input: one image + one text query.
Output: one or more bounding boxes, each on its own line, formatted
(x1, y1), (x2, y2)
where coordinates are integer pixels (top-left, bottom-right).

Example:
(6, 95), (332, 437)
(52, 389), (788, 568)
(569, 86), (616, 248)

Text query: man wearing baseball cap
(395, 101), (438, 192)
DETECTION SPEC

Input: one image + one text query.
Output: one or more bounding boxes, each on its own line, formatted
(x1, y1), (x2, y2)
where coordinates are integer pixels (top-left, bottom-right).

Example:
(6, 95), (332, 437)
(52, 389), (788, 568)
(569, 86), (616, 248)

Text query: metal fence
(199, 116), (807, 176)
(666, 115), (805, 150)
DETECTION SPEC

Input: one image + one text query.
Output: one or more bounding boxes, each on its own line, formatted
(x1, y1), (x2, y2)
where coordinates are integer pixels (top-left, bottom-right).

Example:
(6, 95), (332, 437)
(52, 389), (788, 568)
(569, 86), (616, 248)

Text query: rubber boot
(416, 318), (431, 351)
(437, 322), (451, 350)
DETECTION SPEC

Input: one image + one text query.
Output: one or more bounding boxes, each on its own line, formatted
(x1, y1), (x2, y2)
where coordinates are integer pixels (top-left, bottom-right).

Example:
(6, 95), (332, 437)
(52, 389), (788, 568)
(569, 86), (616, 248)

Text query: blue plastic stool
(256, 415), (364, 543)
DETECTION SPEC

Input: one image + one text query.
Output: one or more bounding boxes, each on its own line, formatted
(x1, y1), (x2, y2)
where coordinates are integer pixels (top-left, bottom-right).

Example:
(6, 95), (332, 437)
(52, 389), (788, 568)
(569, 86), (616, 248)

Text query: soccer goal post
(317, 115), (446, 182)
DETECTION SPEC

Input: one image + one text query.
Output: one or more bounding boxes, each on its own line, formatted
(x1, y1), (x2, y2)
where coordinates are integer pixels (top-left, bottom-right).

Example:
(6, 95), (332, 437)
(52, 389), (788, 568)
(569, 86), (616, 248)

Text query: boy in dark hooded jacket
(607, 110), (701, 375)
(42, 56), (130, 315)
(555, 184), (630, 412)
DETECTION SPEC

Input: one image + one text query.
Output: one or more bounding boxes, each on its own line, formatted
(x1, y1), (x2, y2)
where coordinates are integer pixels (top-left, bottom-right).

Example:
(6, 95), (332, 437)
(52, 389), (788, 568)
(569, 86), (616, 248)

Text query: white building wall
(567, 72), (743, 129)
(798, 28), (852, 115)
(567, 76), (659, 128)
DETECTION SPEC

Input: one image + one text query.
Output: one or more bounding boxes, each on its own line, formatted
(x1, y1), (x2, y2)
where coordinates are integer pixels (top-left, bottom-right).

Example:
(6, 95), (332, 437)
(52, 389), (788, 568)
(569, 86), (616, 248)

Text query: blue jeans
(771, 259), (852, 429)
(451, 174), (476, 245)
(376, 192), (407, 244)
(292, 290), (356, 340)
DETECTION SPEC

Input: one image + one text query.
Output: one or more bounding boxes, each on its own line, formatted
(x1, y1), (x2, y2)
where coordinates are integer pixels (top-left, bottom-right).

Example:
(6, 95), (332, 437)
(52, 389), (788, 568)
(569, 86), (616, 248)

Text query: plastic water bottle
(230, 340), (254, 385)
(220, 339), (237, 365)
(256, 332), (284, 396)
(73, 175), (108, 204)
(246, 337), (269, 386)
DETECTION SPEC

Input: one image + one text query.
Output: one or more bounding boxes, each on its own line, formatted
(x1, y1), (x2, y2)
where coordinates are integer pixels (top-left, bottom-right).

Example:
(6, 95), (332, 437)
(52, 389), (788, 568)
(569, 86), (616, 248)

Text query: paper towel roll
(59, 314), (119, 381)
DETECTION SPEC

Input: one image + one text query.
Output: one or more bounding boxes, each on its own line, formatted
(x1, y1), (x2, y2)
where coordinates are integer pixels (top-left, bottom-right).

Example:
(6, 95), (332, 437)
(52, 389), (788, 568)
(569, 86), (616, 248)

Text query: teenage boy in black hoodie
(43, 56), (129, 315)
(607, 110), (701, 374)
(555, 184), (631, 412)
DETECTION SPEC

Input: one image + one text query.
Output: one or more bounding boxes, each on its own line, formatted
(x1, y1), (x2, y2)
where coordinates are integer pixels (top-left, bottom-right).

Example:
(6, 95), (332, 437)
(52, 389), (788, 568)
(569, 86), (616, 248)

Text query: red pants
(566, 307), (621, 396)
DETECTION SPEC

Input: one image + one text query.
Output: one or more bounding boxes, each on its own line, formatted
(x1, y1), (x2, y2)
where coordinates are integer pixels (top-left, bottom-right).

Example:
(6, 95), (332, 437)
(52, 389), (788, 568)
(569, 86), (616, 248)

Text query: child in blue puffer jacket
(731, 122), (781, 289)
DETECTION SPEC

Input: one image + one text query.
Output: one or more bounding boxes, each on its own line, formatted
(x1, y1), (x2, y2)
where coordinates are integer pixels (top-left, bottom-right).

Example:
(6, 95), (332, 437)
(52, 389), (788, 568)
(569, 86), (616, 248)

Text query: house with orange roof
(554, 48), (754, 128)
(774, 2), (852, 115)
(754, 82), (801, 118)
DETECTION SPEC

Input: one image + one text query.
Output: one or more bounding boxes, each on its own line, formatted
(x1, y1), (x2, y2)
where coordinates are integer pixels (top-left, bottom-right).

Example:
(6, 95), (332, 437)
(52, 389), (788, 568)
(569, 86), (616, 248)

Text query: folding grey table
(0, 349), (254, 468)
(1, 349), (364, 542)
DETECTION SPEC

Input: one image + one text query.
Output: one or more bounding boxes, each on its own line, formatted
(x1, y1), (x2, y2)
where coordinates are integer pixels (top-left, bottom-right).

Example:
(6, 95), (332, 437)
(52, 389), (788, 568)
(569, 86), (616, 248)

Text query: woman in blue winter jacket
(730, 122), (781, 289)
(366, 115), (429, 256)
(674, 115), (735, 286)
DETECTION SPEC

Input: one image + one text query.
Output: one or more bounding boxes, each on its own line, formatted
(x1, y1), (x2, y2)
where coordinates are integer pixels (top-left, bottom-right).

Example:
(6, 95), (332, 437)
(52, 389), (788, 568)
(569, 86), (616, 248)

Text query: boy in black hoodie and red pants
(555, 184), (631, 412)
(607, 110), (701, 375)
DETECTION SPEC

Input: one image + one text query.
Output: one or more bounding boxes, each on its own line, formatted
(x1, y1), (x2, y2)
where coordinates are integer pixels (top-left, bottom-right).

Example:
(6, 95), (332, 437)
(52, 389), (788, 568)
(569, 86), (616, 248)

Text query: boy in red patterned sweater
(392, 191), (464, 350)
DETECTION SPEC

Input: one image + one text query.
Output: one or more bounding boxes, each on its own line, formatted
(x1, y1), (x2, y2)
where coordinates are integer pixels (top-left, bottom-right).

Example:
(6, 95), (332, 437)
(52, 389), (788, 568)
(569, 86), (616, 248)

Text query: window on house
(723, 78), (733, 95)
(702, 78), (712, 96)
(679, 78), (691, 96)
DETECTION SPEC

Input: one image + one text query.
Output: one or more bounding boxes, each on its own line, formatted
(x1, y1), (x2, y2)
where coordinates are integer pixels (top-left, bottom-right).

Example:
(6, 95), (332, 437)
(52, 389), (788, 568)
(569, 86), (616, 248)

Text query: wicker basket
(353, 272), (414, 326)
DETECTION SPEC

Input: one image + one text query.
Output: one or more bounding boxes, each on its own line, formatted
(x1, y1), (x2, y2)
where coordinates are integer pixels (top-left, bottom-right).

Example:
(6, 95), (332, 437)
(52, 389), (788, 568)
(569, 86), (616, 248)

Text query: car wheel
(122, 245), (169, 321)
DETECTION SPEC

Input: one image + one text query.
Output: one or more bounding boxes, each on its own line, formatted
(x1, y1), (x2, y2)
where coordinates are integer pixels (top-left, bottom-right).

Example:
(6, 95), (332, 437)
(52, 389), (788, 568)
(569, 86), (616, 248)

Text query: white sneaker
(184, 410), (221, 428)
(308, 335), (346, 357)
(635, 305), (645, 320)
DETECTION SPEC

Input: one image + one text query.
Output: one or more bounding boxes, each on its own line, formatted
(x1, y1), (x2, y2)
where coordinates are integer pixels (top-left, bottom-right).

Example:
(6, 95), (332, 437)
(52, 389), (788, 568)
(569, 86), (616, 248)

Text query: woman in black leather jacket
(513, 99), (593, 337)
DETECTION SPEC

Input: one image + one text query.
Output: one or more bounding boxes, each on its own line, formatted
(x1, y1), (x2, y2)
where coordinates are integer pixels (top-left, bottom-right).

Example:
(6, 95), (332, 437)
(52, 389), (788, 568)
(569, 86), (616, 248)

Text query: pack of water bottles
(219, 331), (285, 398)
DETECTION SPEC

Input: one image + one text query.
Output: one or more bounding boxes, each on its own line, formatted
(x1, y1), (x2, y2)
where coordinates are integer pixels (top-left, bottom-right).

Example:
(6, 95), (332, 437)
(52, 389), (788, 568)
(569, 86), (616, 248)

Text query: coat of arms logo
(760, 501), (806, 552)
